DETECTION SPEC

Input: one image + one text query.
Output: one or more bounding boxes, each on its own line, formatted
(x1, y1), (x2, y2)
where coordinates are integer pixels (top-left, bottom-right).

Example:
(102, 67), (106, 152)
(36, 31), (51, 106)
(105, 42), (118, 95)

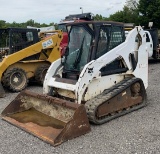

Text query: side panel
(83, 74), (124, 101)
(43, 59), (62, 94)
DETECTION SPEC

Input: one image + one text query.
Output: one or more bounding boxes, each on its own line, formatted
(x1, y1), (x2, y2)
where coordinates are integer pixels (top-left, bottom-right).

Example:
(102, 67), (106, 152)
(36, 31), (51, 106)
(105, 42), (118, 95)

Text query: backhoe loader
(0, 28), (62, 97)
(2, 21), (151, 146)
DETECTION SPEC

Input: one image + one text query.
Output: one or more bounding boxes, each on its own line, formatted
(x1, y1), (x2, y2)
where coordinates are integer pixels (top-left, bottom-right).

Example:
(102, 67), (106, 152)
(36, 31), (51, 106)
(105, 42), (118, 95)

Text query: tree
(0, 20), (55, 29)
(138, 0), (160, 28)
(26, 19), (35, 27)
(94, 14), (108, 21)
(0, 20), (7, 28)
(126, 0), (139, 9)
(108, 6), (139, 24)
(108, 10), (124, 22)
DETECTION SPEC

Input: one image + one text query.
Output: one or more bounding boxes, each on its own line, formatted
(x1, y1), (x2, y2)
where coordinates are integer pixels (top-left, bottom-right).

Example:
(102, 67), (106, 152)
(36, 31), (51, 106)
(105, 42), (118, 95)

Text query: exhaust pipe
(0, 82), (5, 98)
(1, 90), (91, 146)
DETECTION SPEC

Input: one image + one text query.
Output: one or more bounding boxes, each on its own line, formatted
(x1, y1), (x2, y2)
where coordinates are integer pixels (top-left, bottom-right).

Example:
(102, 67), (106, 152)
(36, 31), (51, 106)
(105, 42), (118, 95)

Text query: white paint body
(44, 26), (150, 104)
(125, 30), (153, 58)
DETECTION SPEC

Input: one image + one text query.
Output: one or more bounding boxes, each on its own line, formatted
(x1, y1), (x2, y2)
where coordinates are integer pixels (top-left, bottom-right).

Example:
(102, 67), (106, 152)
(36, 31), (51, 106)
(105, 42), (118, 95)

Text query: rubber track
(85, 77), (147, 124)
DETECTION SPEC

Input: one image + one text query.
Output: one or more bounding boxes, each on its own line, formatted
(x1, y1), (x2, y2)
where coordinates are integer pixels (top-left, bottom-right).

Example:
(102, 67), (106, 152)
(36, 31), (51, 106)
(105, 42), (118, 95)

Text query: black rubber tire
(35, 64), (50, 85)
(2, 68), (28, 92)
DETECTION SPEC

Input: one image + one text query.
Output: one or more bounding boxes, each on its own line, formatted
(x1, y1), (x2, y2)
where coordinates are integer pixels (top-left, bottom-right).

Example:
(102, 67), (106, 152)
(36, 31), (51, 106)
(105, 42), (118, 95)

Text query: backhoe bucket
(1, 90), (91, 146)
(0, 82), (5, 98)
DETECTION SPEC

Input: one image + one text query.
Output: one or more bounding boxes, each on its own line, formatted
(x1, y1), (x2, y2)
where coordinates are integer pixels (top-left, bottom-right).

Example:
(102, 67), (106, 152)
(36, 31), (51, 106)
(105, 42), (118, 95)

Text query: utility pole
(80, 7), (83, 14)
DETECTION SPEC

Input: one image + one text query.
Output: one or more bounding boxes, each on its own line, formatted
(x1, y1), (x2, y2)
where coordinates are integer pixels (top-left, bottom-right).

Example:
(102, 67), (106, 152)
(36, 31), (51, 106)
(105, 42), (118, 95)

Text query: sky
(0, 0), (126, 24)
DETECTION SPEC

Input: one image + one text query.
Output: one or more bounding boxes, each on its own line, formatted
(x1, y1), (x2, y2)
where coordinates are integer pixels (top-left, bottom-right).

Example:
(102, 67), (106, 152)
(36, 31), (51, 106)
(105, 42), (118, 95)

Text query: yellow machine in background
(0, 28), (62, 96)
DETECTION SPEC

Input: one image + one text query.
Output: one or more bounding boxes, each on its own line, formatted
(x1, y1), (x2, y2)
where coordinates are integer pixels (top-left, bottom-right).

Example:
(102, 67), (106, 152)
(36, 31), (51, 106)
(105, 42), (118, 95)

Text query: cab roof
(66, 21), (124, 27)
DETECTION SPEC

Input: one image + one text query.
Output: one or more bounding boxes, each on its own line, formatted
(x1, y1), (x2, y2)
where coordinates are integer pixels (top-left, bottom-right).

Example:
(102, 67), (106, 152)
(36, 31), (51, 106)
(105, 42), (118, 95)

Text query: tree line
(95, 0), (160, 29)
(0, 0), (160, 29)
(0, 19), (55, 29)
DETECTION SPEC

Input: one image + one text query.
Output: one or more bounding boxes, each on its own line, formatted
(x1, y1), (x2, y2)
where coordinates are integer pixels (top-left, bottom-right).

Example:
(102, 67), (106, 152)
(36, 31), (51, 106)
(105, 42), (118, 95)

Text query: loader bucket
(1, 90), (91, 146)
(0, 82), (5, 98)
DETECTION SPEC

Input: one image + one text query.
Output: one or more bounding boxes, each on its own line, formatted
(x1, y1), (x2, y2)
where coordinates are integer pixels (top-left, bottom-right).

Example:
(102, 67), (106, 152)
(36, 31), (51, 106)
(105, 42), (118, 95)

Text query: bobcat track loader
(2, 21), (151, 146)
(0, 28), (62, 97)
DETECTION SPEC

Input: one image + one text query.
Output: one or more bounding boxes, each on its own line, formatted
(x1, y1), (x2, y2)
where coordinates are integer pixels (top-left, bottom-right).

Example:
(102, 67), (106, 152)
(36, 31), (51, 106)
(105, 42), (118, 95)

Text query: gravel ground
(1, 60), (160, 154)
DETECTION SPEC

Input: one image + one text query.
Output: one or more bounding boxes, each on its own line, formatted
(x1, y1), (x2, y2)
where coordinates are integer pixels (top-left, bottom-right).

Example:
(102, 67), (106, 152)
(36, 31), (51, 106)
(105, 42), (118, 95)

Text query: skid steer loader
(0, 28), (62, 97)
(2, 21), (151, 146)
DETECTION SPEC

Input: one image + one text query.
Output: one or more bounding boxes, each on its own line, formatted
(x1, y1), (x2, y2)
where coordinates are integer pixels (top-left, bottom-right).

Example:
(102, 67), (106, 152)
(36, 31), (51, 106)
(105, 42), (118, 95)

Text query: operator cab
(0, 28), (39, 60)
(61, 21), (126, 80)
(57, 13), (94, 56)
